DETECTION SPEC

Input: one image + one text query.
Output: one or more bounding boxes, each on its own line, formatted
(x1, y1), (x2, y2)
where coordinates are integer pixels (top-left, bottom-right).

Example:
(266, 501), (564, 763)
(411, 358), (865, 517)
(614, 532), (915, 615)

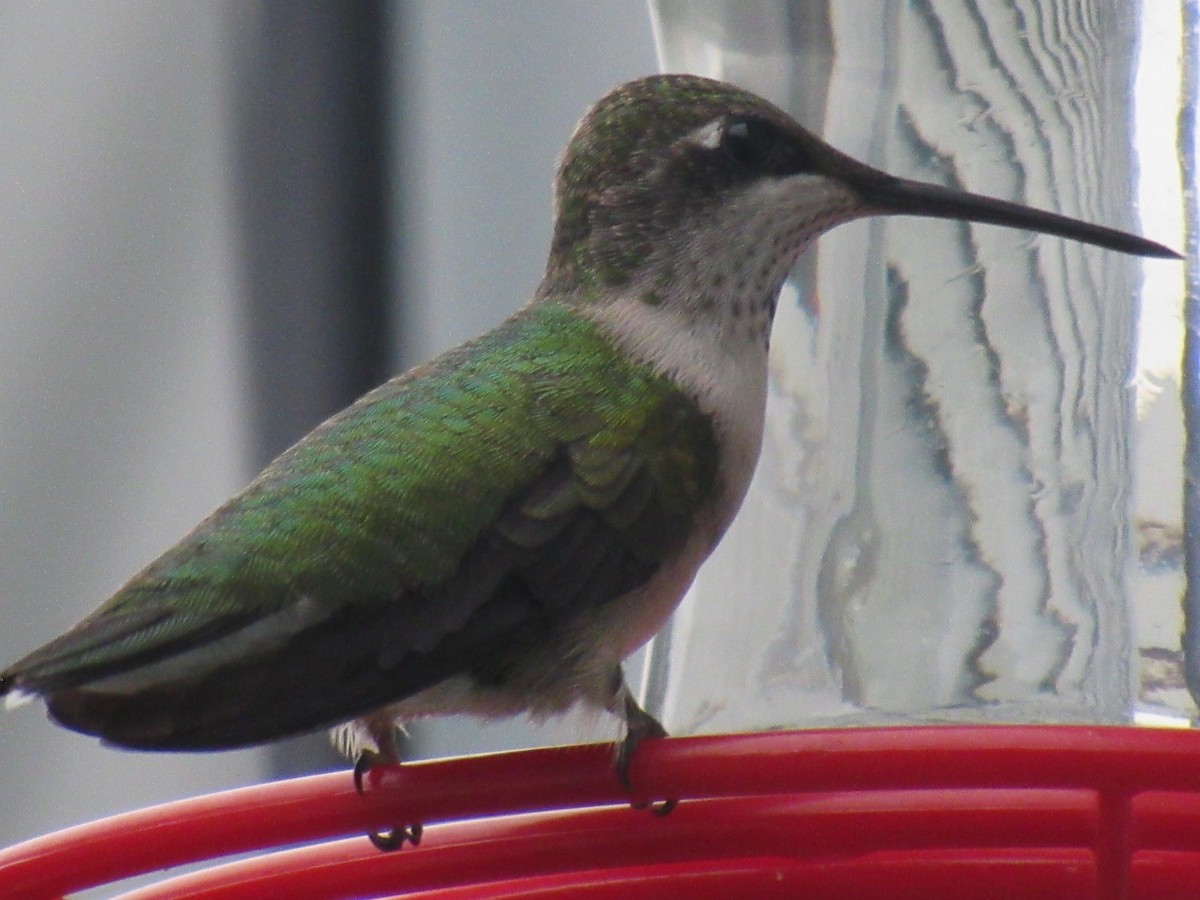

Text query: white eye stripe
(687, 118), (725, 151)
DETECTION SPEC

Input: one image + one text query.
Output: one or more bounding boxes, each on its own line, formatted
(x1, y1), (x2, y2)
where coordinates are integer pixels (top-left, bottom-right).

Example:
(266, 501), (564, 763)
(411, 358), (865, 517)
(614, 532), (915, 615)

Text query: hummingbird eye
(720, 116), (781, 169)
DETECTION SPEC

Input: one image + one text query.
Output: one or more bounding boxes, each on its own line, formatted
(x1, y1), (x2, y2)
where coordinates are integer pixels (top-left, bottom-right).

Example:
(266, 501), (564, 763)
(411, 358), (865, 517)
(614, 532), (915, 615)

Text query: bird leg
(353, 724), (423, 851)
(610, 669), (677, 815)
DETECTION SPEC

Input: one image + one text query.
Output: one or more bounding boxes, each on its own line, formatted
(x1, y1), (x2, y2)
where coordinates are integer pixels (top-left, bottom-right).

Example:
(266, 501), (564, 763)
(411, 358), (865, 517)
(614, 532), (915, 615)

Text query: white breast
(582, 294), (770, 531)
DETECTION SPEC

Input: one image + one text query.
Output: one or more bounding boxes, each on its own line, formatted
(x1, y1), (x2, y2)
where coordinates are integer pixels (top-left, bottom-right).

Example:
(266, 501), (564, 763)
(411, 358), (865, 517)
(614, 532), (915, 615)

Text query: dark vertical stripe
(232, 0), (397, 775)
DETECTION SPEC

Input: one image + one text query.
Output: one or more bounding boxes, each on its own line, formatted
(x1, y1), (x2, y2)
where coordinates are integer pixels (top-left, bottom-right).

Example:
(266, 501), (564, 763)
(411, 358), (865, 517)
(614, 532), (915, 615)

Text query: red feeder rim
(2, 725), (1200, 899)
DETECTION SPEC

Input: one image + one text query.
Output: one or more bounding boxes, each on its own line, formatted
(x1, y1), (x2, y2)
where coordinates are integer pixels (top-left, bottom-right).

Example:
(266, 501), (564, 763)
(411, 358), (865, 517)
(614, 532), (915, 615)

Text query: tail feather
(32, 586), (540, 752)
(2, 606), (268, 699)
(2, 682), (35, 711)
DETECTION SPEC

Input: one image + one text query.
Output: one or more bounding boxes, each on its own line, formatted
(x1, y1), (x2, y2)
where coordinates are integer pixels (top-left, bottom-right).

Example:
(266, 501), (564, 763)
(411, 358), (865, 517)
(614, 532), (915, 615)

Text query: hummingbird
(0, 74), (1179, 845)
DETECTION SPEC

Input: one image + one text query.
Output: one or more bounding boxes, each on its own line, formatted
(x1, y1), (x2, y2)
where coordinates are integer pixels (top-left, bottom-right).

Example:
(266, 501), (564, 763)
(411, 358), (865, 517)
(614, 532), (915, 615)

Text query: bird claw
(368, 822), (423, 851)
(630, 796), (678, 816)
(353, 749), (379, 795)
(354, 749), (423, 851)
(615, 689), (678, 816)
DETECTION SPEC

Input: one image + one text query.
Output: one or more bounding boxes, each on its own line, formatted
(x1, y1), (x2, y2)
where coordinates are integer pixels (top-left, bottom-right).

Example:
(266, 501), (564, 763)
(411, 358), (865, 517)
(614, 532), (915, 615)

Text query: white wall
(0, 2), (259, 849)
(0, 0), (658, 853)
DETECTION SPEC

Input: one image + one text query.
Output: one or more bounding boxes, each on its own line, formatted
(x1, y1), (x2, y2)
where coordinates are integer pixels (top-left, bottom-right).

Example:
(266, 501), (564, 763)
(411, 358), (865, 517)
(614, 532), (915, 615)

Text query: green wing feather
(0, 301), (719, 749)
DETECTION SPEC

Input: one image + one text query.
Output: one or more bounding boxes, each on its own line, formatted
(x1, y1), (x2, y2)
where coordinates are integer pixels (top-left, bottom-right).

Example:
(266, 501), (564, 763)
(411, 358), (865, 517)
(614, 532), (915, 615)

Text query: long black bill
(857, 175), (1181, 260)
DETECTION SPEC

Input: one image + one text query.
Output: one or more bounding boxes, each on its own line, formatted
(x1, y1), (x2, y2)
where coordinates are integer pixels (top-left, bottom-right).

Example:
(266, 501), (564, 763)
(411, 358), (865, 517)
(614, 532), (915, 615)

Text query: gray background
(0, 0), (656, 851)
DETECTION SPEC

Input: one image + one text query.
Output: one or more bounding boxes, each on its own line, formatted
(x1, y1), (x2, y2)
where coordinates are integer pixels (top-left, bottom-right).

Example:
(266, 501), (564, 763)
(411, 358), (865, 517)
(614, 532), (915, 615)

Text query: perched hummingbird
(0, 74), (1179, 839)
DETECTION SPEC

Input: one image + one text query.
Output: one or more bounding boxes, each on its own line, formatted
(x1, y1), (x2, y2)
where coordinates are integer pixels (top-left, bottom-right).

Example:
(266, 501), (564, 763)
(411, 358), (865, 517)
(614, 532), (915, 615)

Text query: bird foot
(615, 691), (678, 816)
(633, 796), (678, 816)
(354, 749), (423, 851)
(366, 822), (424, 852)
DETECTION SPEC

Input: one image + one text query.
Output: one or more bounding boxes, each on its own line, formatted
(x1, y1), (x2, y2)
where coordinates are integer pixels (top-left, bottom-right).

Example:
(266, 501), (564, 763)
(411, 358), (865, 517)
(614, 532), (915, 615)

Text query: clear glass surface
(645, 0), (1194, 733)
